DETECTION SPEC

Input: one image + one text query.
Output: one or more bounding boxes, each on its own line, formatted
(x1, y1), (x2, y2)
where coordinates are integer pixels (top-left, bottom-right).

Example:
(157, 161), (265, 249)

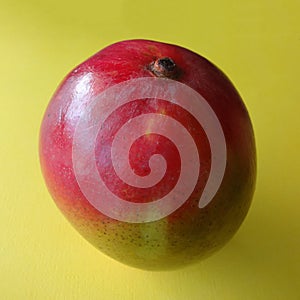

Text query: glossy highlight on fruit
(39, 39), (256, 270)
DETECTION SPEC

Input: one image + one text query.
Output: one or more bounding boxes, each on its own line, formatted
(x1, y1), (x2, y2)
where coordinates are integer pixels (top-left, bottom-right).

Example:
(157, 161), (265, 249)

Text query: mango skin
(39, 39), (256, 270)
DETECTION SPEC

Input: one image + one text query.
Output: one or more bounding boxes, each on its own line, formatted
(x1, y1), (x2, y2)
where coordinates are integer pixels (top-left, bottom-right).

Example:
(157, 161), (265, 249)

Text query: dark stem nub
(149, 57), (179, 79)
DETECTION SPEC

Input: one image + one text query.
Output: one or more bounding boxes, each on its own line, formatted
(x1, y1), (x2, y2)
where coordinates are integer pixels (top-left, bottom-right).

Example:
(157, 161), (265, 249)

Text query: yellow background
(1, 0), (299, 299)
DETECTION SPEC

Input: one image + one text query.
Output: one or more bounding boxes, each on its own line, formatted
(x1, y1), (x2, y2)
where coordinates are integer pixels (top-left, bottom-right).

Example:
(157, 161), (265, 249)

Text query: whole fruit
(39, 39), (256, 270)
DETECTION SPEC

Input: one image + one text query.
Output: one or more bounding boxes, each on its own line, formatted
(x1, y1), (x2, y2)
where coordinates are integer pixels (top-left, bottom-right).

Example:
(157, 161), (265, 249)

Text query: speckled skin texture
(39, 39), (256, 270)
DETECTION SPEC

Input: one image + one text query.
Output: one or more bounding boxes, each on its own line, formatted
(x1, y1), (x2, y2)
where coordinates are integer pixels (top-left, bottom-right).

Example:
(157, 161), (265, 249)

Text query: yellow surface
(0, 0), (299, 299)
